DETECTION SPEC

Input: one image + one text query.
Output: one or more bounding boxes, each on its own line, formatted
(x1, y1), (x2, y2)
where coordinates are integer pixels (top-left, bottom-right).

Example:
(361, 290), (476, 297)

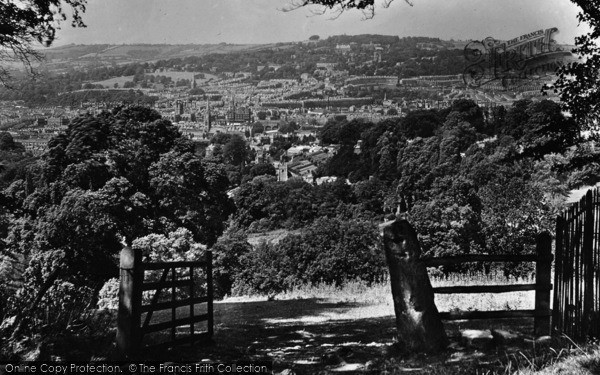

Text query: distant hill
(40, 43), (282, 66)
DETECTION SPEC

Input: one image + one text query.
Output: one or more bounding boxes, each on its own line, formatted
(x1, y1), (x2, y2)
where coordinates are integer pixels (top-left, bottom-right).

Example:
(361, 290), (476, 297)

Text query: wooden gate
(554, 189), (600, 341)
(116, 247), (213, 356)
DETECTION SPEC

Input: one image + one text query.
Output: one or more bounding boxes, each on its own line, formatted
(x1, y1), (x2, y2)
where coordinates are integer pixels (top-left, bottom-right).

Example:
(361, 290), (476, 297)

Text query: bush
(234, 218), (386, 296)
(133, 228), (208, 300)
(97, 278), (119, 310)
(9, 279), (96, 337)
(39, 281), (95, 330)
(234, 241), (287, 296)
(210, 231), (252, 299)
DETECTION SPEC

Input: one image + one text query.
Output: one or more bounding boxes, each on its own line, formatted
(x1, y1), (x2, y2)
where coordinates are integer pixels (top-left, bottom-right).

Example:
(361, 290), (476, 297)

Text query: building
(226, 106), (252, 124)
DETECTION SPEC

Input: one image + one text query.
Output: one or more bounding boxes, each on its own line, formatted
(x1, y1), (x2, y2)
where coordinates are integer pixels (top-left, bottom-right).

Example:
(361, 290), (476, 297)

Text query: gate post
(207, 250), (214, 338)
(534, 232), (553, 336)
(117, 246), (143, 357)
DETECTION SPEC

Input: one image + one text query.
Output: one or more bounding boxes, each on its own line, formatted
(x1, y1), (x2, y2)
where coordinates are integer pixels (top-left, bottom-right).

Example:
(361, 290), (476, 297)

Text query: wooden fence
(116, 247), (213, 357)
(422, 232), (553, 336)
(554, 189), (600, 341)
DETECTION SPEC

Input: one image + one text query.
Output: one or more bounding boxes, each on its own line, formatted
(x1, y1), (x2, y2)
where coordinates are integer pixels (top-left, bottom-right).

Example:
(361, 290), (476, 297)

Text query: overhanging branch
(283, 0), (413, 20)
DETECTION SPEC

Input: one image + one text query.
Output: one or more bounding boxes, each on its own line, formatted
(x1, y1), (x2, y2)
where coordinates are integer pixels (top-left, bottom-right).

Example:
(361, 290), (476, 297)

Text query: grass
(141, 271), (598, 374)
(430, 271), (536, 313)
(227, 270), (537, 314)
(92, 75), (135, 88)
(512, 339), (600, 375)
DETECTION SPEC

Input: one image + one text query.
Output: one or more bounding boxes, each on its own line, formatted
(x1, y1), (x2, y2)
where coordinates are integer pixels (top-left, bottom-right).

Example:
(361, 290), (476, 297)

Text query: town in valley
(0, 32), (574, 184)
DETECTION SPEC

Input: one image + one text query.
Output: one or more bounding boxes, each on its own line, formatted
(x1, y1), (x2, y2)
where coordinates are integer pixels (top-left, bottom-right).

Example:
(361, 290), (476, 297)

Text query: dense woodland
(0, 96), (597, 358)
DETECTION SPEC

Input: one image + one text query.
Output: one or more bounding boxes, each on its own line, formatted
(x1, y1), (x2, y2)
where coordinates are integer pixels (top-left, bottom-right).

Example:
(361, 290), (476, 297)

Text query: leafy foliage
(232, 98), (573, 277)
(210, 230), (252, 298)
(550, 1), (600, 127)
(0, 106), (233, 338)
(288, 0), (412, 19)
(0, 0), (86, 84)
(235, 218), (385, 295)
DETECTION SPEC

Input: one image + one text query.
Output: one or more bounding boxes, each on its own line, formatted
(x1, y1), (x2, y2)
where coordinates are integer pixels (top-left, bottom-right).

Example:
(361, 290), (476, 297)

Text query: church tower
(277, 163), (288, 182)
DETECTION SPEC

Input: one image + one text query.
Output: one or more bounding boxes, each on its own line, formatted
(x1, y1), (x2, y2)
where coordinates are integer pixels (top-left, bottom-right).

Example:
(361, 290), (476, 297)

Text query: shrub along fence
(422, 232), (553, 336)
(116, 247), (213, 357)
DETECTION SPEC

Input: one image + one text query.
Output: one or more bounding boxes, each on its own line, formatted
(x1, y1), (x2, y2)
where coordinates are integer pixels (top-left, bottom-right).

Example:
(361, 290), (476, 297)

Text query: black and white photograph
(0, 0), (599, 373)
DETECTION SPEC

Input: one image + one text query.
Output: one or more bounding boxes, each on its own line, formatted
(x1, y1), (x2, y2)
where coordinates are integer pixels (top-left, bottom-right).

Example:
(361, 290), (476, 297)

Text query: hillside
(41, 43), (280, 66)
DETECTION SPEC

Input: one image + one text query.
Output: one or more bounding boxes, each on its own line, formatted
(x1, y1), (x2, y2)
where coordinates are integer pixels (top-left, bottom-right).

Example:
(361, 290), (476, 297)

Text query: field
(133, 272), (600, 374)
(42, 44), (275, 65)
(92, 75), (136, 88)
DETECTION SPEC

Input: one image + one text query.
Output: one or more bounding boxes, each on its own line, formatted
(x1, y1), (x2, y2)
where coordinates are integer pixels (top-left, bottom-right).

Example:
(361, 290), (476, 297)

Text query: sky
(51, 0), (587, 46)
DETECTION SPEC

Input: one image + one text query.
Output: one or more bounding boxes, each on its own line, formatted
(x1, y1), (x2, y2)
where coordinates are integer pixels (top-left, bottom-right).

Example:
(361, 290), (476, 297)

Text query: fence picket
(554, 187), (600, 342)
(535, 232), (552, 336)
(553, 216), (564, 334)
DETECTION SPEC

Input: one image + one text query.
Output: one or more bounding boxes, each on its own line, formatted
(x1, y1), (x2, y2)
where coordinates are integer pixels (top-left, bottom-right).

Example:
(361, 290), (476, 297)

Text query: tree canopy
(550, 1), (600, 127)
(0, 106), (234, 336)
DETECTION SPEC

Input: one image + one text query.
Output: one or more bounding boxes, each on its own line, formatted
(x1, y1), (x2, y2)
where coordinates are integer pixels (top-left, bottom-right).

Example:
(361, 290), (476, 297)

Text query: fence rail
(116, 248), (213, 357)
(422, 254), (539, 267)
(421, 232), (553, 335)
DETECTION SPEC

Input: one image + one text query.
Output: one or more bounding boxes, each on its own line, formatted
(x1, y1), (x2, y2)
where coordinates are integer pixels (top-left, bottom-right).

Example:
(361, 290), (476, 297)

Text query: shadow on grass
(140, 298), (540, 374)
(142, 299), (395, 364)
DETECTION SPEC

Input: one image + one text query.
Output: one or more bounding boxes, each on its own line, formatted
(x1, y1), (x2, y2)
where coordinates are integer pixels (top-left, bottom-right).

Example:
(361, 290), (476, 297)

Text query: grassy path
(141, 296), (545, 374)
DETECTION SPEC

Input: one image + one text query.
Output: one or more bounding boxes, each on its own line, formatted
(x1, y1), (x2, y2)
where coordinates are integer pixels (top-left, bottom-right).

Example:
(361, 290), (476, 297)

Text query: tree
(222, 134), (248, 166)
(500, 100), (579, 158)
(189, 87), (205, 96)
(251, 122), (264, 135)
(382, 219), (447, 353)
(520, 100), (579, 158)
(549, 1), (600, 127)
(2, 106), (234, 337)
(211, 132), (233, 145)
(0, 132), (24, 151)
(386, 107), (398, 116)
(400, 109), (441, 138)
(0, 0), (86, 84)
(249, 162), (276, 178)
(210, 231), (252, 298)
(256, 111), (268, 121)
(376, 131), (399, 180)
(278, 121), (299, 134)
(149, 151), (233, 246)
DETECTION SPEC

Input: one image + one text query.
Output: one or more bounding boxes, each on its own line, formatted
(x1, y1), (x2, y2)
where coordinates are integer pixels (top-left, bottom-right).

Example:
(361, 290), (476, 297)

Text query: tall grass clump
(510, 338), (600, 375)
